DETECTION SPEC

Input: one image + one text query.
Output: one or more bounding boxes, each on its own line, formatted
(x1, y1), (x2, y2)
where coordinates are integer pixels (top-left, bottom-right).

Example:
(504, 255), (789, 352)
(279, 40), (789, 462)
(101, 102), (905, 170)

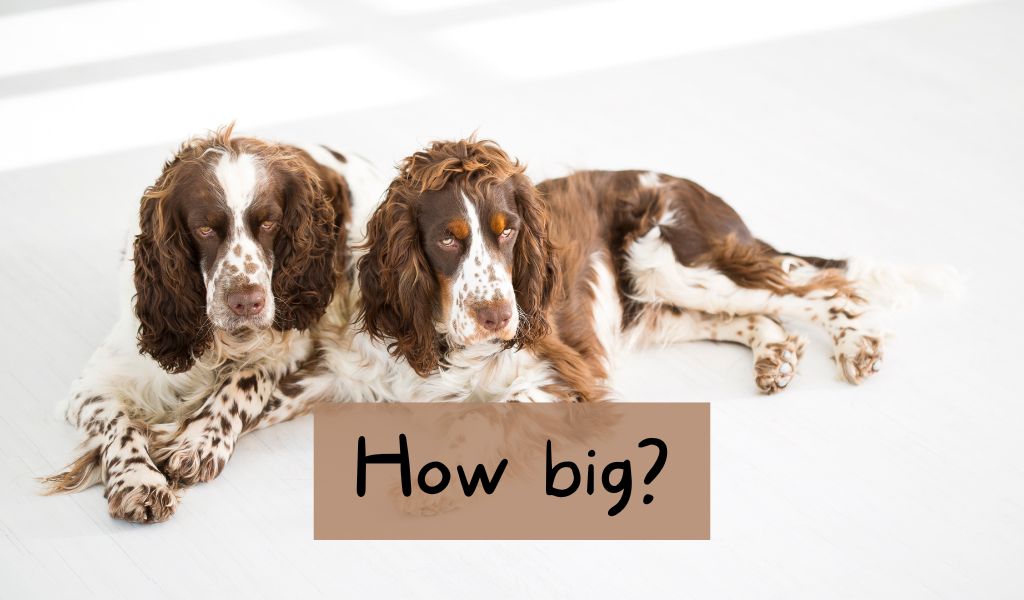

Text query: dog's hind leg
(625, 197), (882, 384)
(627, 306), (806, 393)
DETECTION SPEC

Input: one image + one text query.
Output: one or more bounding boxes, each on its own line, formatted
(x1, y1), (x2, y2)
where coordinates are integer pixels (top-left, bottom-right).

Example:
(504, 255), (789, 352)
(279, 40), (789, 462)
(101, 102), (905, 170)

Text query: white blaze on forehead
(205, 152), (274, 321)
(459, 192), (510, 303)
(215, 152), (261, 218)
(445, 192), (518, 344)
(212, 153), (264, 268)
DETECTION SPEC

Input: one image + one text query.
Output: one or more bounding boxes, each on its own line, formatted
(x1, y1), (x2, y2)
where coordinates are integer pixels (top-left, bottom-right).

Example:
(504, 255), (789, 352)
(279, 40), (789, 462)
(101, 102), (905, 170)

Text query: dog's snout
(475, 302), (513, 332)
(226, 285), (266, 317)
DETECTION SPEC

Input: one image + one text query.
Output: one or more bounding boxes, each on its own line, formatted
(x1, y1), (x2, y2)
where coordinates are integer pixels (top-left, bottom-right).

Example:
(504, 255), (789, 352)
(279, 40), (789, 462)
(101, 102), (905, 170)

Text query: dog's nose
(476, 302), (512, 332)
(227, 285), (266, 317)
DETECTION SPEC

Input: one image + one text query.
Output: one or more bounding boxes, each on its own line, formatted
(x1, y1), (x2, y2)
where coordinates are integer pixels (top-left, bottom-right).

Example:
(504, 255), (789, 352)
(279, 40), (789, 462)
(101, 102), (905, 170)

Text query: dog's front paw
(754, 335), (806, 394)
(155, 432), (231, 486)
(105, 463), (178, 524)
(836, 332), (883, 384)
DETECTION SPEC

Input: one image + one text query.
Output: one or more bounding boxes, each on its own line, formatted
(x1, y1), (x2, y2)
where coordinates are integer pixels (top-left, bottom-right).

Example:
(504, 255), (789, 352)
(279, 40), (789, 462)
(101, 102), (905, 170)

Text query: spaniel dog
(45, 126), (385, 523)
(290, 137), (901, 407)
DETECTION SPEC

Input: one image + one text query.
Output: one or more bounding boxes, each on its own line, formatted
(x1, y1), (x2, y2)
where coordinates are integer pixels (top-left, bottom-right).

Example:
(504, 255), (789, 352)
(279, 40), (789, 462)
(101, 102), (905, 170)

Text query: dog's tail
(844, 257), (963, 310)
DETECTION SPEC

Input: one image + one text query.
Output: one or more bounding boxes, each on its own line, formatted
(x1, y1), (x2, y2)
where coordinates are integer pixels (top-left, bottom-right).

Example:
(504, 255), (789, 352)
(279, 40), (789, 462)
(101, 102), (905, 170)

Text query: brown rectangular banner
(314, 402), (709, 540)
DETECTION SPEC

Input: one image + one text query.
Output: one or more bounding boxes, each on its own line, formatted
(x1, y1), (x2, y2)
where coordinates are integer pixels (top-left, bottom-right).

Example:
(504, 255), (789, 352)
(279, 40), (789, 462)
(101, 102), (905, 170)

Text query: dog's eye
(440, 236), (457, 248)
(499, 228), (514, 240)
(196, 226), (214, 238)
(261, 220), (277, 231)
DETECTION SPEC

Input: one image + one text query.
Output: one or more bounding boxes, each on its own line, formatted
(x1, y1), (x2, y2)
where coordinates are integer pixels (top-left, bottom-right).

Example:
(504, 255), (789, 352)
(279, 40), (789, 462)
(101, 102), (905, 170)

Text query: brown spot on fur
(237, 374), (258, 392)
(490, 212), (506, 235)
(829, 306), (861, 319)
(322, 145), (347, 163)
(448, 219), (469, 240)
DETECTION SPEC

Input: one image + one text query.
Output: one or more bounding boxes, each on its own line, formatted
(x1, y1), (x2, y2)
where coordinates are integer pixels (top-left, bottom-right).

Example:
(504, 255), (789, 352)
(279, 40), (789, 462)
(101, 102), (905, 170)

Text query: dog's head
(134, 125), (348, 373)
(357, 138), (558, 375)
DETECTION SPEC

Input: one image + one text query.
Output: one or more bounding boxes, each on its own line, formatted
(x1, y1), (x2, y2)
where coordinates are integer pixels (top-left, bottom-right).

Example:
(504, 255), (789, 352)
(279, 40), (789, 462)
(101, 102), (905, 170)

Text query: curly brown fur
(508, 172), (560, 347)
(270, 147), (348, 331)
(358, 138), (560, 375)
(134, 164), (212, 374)
(134, 125), (349, 372)
(357, 187), (442, 375)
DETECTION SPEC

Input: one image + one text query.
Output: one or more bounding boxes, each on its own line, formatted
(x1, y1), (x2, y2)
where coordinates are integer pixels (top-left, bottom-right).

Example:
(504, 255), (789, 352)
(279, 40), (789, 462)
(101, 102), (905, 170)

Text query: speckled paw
(754, 335), (806, 394)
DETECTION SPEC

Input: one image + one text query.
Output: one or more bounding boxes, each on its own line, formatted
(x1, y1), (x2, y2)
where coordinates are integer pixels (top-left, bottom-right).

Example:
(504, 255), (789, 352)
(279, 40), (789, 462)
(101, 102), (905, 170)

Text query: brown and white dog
(45, 126), (386, 523)
(287, 137), (911, 407)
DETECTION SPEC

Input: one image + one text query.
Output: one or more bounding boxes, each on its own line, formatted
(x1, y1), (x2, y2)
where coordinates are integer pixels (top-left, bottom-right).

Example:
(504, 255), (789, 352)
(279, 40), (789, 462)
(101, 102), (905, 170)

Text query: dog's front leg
(45, 390), (178, 523)
(152, 368), (274, 486)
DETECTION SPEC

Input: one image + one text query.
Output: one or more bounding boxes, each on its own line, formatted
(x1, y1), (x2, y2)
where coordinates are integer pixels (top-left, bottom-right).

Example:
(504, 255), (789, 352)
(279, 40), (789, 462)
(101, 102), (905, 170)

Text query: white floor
(1, 0), (1023, 598)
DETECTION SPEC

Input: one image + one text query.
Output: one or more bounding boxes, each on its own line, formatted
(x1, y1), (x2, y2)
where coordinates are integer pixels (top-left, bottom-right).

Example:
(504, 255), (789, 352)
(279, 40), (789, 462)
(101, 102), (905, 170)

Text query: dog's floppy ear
(510, 172), (559, 347)
(134, 167), (210, 374)
(270, 150), (343, 331)
(356, 186), (441, 376)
